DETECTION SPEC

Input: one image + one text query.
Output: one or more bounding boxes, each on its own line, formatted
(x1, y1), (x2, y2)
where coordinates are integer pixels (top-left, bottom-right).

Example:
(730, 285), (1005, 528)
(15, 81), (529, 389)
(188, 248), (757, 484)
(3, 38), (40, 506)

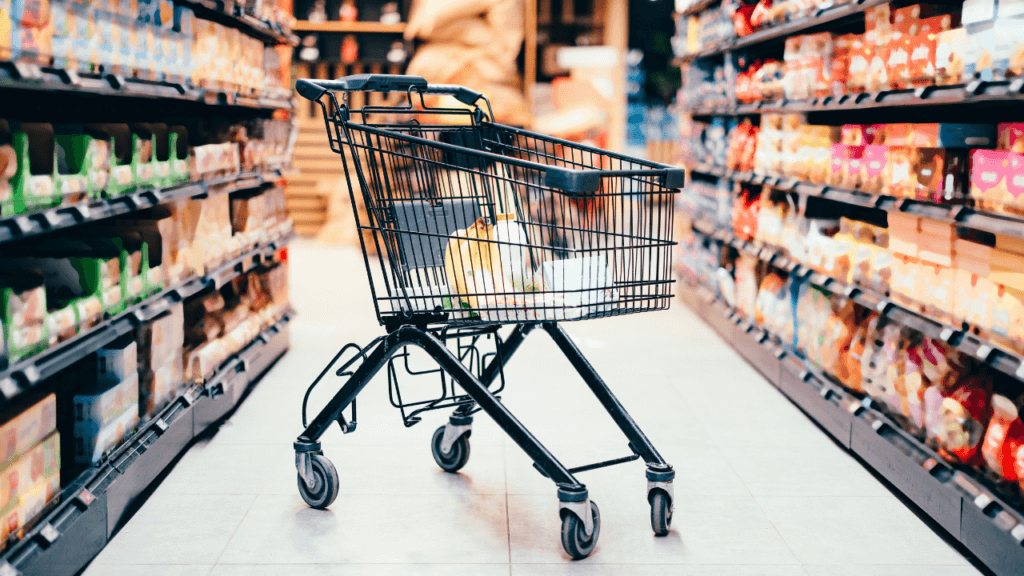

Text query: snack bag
(900, 338), (928, 429)
(982, 393), (1024, 482)
(935, 373), (993, 465)
(844, 313), (877, 392)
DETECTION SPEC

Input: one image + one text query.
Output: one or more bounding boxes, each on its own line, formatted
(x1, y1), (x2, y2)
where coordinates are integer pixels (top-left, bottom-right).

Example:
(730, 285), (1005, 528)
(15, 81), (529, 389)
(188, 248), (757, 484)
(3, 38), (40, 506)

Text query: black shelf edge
(690, 223), (1024, 391)
(684, 80), (1024, 116)
(673, 0), (888, 63)
(676, 0), (720, 18)
(0, 61), (295, 112)
(0, 312), (292, 576)
(686, 163), (1024, 241)
(173, 0), (299, 46)
(0, 169), (286, 247)
(679, 283), (1024, 575)
(0, 233), (294, 409)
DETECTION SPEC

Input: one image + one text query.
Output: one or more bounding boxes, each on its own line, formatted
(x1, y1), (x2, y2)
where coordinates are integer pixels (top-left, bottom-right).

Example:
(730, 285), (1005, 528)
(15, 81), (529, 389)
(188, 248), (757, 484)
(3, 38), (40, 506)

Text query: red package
(935, 374), (993, 466)
(860, 145), (888, 192)
(908, 32), (938, 87)
(983, 394), (1024, 482)
(998, 123), (1024, 153)
(731, 4), (757, 37)
(886, 33), (912, 89)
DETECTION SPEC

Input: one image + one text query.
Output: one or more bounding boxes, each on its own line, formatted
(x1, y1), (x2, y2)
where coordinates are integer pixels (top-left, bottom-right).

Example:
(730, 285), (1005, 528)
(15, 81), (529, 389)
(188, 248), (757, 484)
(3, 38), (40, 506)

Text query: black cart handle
(296, 74), (484, 106)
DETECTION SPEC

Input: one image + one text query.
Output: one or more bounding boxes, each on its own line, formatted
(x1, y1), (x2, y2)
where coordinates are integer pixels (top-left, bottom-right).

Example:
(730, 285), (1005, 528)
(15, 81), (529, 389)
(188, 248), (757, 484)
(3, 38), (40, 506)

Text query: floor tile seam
(210, 492), (261, 567)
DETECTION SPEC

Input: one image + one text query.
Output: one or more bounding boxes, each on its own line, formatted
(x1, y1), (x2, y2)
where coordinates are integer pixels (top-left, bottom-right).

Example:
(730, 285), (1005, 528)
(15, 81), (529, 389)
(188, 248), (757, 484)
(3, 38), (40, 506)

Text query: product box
(0, 431), (58, 513)
(0, 468), (60, 546)
(885, 33), (912, 89)
(954, 268), (994, 327)
(847, 41), (872, 93)
(72, 372), (139, 433)
(860, 145), (888, 191)
(139, 355), (183, 418)
(935, 28), (968, 85)
(138, 302), (184, 373)
(0, 394), (56, 469)
(73, 401), (138, 464)
(970, 149), (1024, 213)
(908, 31), (938, 87)
(999, 123), (1024, 152)
(95, 339), (137, 384)
(989, 284), (1024, 349)
(912, 147), (967, 203)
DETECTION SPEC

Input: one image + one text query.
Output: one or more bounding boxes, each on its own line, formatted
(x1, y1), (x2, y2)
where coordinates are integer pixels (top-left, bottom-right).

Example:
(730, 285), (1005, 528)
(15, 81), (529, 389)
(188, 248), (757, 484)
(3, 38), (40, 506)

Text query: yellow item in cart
(443, 217), (506, 309)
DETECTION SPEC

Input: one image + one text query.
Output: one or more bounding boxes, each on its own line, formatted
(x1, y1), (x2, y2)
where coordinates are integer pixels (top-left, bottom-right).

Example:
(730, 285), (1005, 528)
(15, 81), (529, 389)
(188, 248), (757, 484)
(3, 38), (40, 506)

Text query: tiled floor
(83, 241), (982, 576)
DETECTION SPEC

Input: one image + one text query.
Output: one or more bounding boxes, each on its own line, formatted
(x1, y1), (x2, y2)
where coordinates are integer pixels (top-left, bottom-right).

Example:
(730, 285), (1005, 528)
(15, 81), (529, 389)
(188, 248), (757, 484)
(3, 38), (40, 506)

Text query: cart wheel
(561, 500), (601, 559)
(650, 490), (672, 536)
(431, 426), (470, 472)
(297, 454), (339, 509)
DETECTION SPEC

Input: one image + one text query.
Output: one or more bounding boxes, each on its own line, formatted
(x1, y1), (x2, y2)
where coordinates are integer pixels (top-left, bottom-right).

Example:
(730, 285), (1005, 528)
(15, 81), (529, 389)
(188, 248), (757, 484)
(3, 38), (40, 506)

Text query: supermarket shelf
(0, 312), (292, 576)
(691, 221), (1024, 390)
(0, 233), (294, 410)
(679, 282), (1024, 575)
(687, 162), (1024, 240)
(0, 61), (294, 111)
(174, 0), (299, 46)
(292, 20), (407, 33)
(0, 169), (286, 247)
(684, 80), (1024, 116)
(672, 0), (888, 63)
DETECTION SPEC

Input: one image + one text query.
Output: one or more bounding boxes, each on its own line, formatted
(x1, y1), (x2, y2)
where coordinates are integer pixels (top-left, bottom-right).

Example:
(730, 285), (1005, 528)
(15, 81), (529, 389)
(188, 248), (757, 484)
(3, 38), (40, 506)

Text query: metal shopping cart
(294, 74), (684, 558)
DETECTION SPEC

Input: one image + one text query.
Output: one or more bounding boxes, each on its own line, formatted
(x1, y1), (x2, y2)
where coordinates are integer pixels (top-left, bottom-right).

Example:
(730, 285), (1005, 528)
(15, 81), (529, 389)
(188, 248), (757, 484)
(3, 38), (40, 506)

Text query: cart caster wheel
(650, 490), (672, 536)
(561, 500), (600, 559)
(431, 426), (470, 472)
(297, 454), (339, 509)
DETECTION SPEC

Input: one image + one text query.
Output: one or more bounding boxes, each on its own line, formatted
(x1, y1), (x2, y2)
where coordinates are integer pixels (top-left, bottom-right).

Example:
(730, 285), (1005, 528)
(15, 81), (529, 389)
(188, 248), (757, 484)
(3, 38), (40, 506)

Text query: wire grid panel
(339, 121), (678, 326)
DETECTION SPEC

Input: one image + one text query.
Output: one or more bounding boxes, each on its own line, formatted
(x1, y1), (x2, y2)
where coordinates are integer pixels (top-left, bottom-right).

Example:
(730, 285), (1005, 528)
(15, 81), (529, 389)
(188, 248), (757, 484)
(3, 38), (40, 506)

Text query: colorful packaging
(0, 431), (58, 513)
(982, 394), (1024, 482)
(73, 402), (138, 464)
(935, 374), (993, 465)
(0, 395), (56, 469)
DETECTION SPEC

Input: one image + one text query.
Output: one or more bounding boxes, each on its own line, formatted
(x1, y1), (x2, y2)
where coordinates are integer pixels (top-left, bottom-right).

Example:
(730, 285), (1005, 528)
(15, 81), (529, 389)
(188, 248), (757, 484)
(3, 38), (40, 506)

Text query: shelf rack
(675, 0), (720, 18)
(673, 0), (888, 64)
(692, 219), (1024, 411)
(0, 169), (286, 247)
(687, 162), (1024, 240)
(0, 311), (292, 576)
(174, 0), (300, 46)
(0, 233), (294, 413)
(679, 281), (1024, 576)
(684, 80), (1024, 116)
(292, 20), (407, 33)
(0, 62), (294, 112)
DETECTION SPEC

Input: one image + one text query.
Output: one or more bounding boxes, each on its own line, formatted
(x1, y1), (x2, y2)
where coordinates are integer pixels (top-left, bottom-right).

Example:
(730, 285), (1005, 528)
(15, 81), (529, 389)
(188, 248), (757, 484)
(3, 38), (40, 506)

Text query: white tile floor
(82, 240), (984, 576)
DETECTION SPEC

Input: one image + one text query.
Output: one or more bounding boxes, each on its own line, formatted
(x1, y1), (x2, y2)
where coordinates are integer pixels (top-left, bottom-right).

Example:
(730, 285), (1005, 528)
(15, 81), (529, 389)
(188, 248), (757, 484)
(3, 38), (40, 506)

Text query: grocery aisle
(82, 240), (981, 576)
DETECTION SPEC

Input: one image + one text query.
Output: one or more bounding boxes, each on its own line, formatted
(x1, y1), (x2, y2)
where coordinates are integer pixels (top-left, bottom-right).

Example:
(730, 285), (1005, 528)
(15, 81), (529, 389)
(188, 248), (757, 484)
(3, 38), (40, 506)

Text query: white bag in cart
(539, 255), (618, 318)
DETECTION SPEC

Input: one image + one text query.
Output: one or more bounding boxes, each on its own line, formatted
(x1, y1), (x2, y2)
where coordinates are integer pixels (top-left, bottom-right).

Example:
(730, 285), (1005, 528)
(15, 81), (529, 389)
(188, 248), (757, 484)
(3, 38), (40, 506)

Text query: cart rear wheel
(650, 490), (672, 536)
(297, 454), (340, 509)
(561, 500), (600, 559)
(431, 426), (470, 472)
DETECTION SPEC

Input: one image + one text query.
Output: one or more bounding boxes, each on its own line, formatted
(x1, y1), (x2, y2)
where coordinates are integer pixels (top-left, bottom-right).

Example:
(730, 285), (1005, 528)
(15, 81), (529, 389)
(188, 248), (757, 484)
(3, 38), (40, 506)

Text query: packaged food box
(935, 28), (968, 85)
(140, 355), (183, 418)
(95, 339), (137, 384)
(0, 395), (56, 469)
(73, 372), (139, 434)
(998, 123), (1024, 152)
(73, 402), (138, 464)
(138, 302), (184, 374)
(0, 470), (60, 547)
(970, 149), (1024, 213)
(0, 431), (59, 513)
(954, 268), (994, 328)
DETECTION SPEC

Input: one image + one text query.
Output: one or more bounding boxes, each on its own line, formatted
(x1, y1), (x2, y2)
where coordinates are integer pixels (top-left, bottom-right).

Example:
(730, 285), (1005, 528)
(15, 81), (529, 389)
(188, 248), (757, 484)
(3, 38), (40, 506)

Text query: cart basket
(298, 74), (684, 327)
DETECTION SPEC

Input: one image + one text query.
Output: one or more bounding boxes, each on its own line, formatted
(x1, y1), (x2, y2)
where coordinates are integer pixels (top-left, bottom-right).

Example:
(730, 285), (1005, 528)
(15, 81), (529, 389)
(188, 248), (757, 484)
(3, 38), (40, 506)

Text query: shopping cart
(294, 74), (684, 558)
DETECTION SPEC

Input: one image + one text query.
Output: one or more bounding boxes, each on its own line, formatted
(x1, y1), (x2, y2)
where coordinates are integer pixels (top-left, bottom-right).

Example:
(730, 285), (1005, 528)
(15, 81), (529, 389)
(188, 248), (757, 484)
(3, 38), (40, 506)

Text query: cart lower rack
(294, 74), (684, 558)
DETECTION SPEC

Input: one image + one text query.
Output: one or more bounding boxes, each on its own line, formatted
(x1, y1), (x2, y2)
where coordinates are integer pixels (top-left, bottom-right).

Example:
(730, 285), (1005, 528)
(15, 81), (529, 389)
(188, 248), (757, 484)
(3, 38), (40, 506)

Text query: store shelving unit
(681, 261), (1024, 575)
(675, 0), (1024, 571)
(0, 5), (296, 575)
(688, 162), (1024, 239)
(0, 311), (291, 576)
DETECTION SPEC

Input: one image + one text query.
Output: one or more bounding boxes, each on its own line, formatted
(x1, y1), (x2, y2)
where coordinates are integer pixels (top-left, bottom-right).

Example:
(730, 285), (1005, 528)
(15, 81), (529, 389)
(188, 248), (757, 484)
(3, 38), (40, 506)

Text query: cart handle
(296, 74), (485, 106)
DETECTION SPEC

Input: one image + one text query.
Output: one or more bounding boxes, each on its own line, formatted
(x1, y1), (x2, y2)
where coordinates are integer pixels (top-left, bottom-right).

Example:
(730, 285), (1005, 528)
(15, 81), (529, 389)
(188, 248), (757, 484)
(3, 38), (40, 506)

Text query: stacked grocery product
(0, 185), (292, 371)
(0, 117), (293, 217)
(183, 260), (289, 382)
(3, 0), (293, 94)
(678, 1), (1023, 101)
(138, 302), (184, 419)
(72, 338), (139, 464)
(0, 395), (59, 548)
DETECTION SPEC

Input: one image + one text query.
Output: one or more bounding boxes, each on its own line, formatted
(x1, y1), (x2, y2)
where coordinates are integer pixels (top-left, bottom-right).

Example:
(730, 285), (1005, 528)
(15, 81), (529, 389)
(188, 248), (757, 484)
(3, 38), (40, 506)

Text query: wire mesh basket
(306, 75), (685, 327)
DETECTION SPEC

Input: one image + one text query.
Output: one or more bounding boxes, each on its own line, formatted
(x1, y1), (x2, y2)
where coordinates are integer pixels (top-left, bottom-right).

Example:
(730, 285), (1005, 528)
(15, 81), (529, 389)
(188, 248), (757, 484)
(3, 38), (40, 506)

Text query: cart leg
(479, 323), (536, 386)
(541, 321), (675, 531)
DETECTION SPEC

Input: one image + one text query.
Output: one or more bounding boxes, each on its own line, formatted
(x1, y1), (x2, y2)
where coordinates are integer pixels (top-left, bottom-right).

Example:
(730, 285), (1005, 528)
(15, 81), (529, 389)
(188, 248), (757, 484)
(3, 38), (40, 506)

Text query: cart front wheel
(650, 490), (672, 536)
(561, 500), (600, 559)
(297, 454), (340, 509)
(431, 426), (470, 472)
